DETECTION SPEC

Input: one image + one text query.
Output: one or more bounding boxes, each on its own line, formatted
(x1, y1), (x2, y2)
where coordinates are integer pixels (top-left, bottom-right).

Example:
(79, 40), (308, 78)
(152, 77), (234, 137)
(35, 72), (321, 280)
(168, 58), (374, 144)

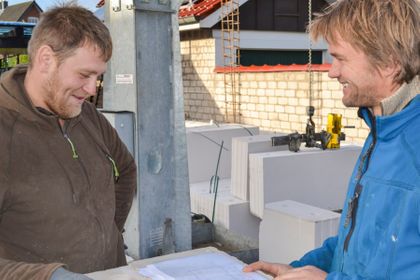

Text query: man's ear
(34, 45), (56, 73)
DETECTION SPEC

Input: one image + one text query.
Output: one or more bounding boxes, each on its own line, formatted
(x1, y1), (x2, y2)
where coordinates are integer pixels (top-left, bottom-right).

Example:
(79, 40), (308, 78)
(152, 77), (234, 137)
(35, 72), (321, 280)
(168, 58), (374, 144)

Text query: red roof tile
(214, 64), (331, 73)
(179, 0), (221, 19)
(97, 0), (221, 19)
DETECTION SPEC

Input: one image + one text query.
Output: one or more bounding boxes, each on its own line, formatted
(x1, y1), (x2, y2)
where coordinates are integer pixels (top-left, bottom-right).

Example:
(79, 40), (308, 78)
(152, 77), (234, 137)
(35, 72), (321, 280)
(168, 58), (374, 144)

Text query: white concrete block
(187, 124), (259, 183)
(231, 133), (287, 201)
(249, 145), (361, 218)
(190, 179), (260, 242)
(185, 120), (215, 128)
(259, 200), (340, 264)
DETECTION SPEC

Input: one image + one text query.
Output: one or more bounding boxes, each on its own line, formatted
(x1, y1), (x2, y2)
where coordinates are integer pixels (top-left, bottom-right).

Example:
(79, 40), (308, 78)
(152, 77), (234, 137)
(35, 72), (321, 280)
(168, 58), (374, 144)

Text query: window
(214, 30), (329, 67)
(0, 26), (16, 38)
(23, 27), (34, 37)
(240, 50), (323, 66)
(27, 17), (39, 24)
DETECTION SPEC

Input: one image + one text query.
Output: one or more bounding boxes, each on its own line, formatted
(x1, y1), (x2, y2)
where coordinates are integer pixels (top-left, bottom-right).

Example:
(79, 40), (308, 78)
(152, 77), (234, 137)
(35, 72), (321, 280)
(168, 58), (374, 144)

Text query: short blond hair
(310, 0), (419, 84)
(28, 5), (112, 66)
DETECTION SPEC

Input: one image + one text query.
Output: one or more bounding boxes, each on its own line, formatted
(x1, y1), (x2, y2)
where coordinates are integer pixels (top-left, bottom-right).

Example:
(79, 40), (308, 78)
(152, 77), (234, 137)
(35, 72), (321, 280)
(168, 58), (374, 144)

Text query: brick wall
(181, 36), (369, 145)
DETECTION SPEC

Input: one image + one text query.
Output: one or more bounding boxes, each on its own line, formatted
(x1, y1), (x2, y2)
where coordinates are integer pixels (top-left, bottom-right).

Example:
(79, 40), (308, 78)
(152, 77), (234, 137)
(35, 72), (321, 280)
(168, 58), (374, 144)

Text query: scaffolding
(220, 0), (240, 123)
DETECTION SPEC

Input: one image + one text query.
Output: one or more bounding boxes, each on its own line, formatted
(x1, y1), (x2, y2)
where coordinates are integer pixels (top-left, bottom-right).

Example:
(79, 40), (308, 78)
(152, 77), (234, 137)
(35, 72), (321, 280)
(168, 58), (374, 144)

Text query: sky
(6, 0), (99, 12)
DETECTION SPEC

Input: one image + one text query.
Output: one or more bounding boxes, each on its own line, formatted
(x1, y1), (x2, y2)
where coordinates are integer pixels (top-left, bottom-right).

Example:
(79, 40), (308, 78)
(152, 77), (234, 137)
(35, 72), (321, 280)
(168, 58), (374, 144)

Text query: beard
(341, 78), (382, 109)
(45, 72), (83, 119)
(342, 86), (379, 108)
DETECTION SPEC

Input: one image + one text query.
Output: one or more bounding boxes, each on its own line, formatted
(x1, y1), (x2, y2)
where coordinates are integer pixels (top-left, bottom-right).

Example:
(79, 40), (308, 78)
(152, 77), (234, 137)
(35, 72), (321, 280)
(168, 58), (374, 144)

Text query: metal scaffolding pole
(104, 0), (191, 259)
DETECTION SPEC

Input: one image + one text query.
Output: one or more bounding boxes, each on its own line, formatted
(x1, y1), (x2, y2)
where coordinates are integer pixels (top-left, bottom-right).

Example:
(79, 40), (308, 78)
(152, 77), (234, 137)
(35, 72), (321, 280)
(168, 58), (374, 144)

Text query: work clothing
(0, 65), (137, 279)
(290, 80), (420, 279)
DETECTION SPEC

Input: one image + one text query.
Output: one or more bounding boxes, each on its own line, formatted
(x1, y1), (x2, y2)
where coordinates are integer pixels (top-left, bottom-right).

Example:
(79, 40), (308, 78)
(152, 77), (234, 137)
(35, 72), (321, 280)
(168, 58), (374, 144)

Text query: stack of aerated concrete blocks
(186, 121), (361, 261)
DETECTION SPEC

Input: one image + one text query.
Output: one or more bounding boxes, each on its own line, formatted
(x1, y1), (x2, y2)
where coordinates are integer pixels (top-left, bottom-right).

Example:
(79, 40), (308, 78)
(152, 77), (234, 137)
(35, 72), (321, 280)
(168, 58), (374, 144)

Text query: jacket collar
(358, 94), (420, 140)
(0, 65), (34, 116)
(381, 77), (419, 116)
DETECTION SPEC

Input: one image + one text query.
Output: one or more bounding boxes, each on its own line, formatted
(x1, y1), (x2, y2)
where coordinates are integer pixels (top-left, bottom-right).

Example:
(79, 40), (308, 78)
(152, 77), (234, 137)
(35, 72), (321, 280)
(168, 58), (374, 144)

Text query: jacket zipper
(61, 122), (107, 261)
(343, 110), (377, 252)
(64, 134), (79, 159)
(106, 154), (120, 183)
(62, 131), (93, 192)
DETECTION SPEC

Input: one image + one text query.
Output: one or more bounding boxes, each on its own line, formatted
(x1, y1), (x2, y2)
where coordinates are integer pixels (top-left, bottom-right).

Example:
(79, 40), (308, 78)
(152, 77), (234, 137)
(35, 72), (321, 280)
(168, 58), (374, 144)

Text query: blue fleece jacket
(290, 94), (420, 279)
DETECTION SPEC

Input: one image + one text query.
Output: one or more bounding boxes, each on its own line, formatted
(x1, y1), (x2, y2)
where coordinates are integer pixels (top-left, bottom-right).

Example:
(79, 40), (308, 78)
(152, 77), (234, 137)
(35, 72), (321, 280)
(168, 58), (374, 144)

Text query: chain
(308, 0), (313, 110)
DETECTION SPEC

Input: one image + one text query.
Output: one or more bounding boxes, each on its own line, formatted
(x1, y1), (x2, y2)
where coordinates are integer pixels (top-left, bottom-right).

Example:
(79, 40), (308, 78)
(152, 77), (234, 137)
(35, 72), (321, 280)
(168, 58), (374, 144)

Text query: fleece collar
(380, 77), (419, 116)
(359, 94), (419, 140)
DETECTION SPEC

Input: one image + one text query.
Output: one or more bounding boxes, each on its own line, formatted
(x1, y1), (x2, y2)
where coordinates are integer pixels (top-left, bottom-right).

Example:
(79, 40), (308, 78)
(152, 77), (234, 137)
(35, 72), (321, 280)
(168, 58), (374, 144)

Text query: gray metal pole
(104, 0), (191, 259)
(133, 0), (191, 258)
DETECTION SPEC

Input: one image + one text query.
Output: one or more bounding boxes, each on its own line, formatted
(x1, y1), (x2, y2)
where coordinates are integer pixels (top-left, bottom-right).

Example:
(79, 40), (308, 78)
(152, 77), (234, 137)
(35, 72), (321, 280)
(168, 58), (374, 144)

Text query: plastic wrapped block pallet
(190, 179), (260, 242)
(249, 145), (361, 218)
(186, 124), (259, 184)
(259, 200), (340, 264)
(231, 133), (287, 201)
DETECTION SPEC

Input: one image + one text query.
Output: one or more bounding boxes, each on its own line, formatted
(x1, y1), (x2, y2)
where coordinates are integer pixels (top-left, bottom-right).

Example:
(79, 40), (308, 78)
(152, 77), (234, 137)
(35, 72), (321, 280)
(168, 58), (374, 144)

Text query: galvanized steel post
(104, 0), (191, 259)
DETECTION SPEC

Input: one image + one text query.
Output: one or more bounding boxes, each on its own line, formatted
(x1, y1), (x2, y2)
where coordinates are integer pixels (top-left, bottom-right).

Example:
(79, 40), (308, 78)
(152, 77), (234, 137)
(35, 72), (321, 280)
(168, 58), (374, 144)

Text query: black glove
(50, 267), (93, 280)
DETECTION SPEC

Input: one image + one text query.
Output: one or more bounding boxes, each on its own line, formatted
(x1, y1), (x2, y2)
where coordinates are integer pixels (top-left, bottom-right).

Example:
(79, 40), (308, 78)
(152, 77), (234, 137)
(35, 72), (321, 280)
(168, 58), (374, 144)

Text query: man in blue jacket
(244, 0), (419, 279)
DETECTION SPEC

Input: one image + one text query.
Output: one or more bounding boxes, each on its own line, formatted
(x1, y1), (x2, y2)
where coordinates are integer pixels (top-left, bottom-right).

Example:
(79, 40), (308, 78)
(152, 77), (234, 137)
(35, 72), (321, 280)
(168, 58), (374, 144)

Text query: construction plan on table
(138, 252), (267, 280)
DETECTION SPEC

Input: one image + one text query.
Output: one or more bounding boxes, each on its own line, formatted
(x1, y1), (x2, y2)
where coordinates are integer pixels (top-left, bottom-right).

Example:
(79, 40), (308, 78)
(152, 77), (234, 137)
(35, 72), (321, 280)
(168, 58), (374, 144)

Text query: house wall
(181, 36), (369, 145)
(21, 6), (41, 22)
(238, 0), (328, 32)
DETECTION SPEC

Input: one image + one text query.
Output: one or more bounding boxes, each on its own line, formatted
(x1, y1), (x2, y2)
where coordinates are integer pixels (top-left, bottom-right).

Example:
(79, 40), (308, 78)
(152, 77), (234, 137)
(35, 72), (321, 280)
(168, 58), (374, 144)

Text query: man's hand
(274, 265), (327, 280)
(243, 261), (292, 277)
(243, 262), (327, 280)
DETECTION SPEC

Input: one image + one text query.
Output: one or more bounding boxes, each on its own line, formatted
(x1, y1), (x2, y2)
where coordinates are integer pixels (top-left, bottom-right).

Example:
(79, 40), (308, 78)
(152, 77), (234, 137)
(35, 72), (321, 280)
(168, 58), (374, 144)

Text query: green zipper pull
(64, 135), (79, 159)
(106, 155), (120, 182)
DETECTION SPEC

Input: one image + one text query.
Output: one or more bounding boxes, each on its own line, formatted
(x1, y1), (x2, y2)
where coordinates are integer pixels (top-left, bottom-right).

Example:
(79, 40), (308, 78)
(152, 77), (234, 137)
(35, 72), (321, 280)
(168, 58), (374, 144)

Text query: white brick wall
(181, 37), (369, 144)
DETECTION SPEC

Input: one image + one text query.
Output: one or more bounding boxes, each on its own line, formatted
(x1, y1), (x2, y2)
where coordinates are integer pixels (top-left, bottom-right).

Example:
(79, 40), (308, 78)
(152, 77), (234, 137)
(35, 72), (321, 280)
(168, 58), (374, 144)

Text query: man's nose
(83, 77), (97, 96)
(328, 61), (339, 79)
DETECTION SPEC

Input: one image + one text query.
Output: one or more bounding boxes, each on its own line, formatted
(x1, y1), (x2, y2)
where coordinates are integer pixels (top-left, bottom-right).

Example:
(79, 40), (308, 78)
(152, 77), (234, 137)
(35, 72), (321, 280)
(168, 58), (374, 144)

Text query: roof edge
(214, 64), (331, 73)
(200, 0), (249, 28)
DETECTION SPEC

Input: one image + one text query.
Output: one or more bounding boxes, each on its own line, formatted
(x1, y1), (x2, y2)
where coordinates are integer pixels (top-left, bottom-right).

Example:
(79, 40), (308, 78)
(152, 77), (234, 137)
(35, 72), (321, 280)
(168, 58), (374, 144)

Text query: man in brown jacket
(0, 5), (137, 280)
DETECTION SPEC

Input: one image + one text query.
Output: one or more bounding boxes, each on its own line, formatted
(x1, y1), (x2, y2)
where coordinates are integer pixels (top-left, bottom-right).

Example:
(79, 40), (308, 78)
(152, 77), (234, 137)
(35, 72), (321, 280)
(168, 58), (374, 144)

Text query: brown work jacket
(0, 65), (137, 279)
